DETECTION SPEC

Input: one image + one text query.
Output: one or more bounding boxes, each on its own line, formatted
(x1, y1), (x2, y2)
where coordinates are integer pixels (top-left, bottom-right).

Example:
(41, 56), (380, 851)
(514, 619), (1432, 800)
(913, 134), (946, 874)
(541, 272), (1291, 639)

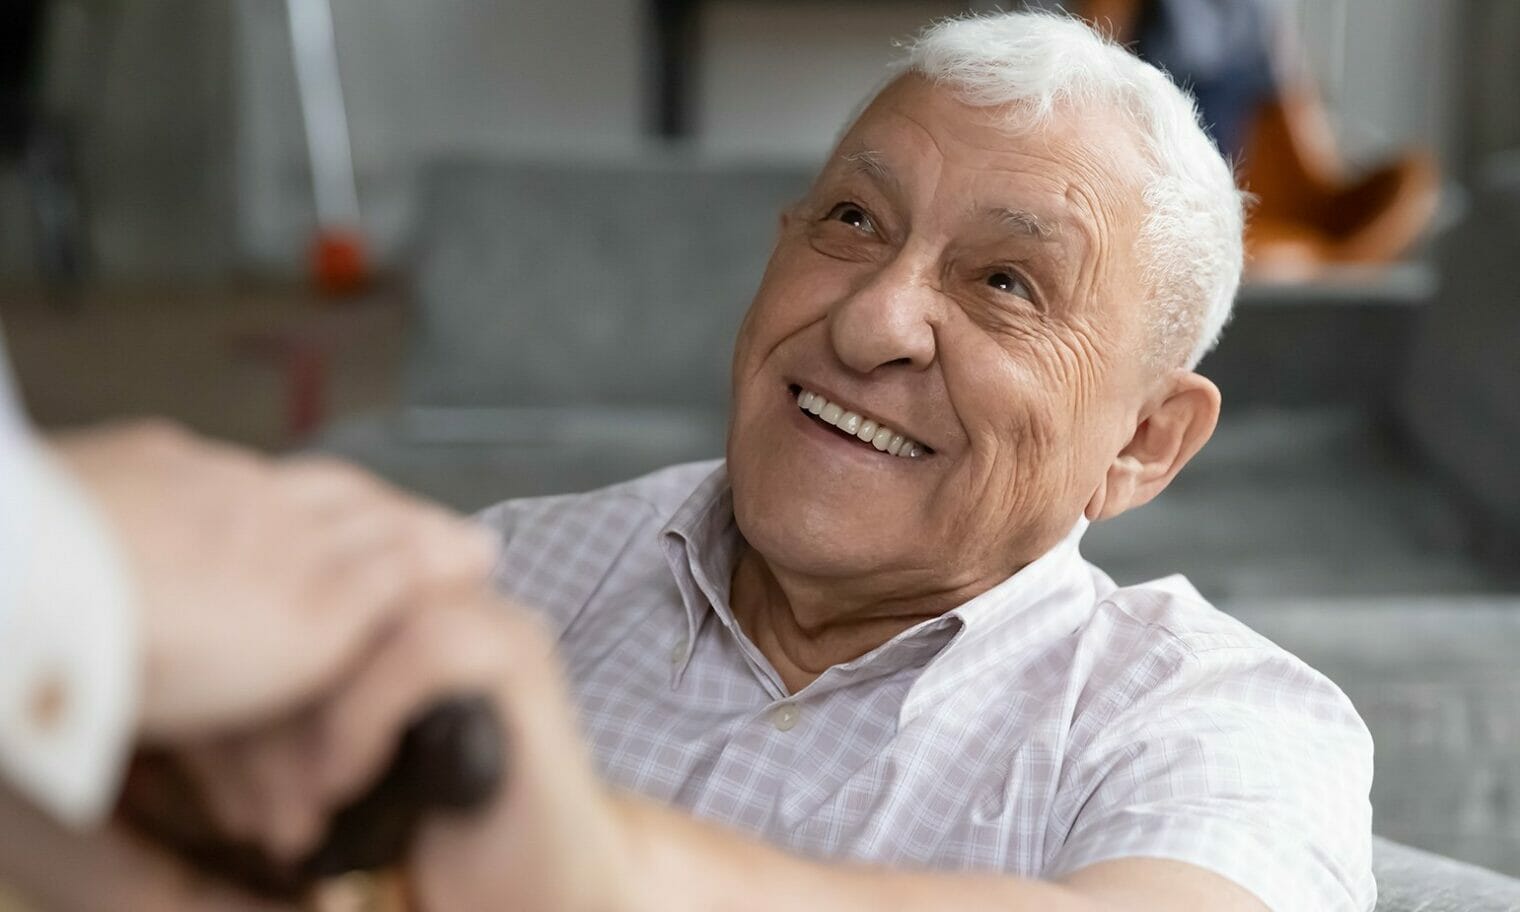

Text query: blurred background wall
(0, 0), (234, 280)
(3, 0), (1510, 283)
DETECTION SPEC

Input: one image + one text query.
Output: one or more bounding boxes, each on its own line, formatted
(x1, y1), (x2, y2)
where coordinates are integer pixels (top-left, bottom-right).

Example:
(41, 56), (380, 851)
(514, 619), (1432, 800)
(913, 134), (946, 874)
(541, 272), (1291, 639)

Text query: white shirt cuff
(0, 442), (139, 827)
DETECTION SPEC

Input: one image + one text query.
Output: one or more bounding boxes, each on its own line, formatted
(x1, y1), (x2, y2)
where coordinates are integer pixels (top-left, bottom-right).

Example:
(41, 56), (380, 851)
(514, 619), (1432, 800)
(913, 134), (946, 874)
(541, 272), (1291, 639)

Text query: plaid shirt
(480, 461), (1375, 911)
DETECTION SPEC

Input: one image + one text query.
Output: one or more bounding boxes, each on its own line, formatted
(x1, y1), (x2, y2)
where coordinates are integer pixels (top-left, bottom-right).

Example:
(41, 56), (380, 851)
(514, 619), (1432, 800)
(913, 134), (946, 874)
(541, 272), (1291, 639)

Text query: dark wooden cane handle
(119, 695), (505, 901)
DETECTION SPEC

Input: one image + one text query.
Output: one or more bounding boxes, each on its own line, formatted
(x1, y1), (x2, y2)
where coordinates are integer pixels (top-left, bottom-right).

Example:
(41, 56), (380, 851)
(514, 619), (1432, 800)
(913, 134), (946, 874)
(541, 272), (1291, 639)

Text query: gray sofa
(320, 156), (1520, 909)
(1232, 600), (1520, 879)
(1373, 837), (1520, 911)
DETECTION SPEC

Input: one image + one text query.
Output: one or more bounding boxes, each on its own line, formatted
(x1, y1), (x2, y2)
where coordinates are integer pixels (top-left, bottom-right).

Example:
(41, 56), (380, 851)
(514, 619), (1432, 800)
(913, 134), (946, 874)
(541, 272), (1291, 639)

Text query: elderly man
(362, 12), (1370, 911)
(5, 11), (1373, 912)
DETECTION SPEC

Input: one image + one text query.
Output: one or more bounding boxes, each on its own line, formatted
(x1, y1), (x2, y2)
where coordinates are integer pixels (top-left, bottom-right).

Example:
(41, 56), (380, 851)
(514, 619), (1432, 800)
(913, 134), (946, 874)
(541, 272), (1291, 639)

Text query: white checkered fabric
(479, 461), (1376, 911)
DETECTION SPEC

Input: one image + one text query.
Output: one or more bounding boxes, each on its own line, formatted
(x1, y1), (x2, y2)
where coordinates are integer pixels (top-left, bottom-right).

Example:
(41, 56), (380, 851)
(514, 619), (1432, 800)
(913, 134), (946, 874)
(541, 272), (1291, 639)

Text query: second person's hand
(51, 420), (499, 742)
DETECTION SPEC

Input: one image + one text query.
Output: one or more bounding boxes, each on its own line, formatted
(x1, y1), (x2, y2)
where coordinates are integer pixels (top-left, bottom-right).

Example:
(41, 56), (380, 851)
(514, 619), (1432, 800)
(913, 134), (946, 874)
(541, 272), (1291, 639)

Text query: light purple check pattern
(479, 461), (1375, 911)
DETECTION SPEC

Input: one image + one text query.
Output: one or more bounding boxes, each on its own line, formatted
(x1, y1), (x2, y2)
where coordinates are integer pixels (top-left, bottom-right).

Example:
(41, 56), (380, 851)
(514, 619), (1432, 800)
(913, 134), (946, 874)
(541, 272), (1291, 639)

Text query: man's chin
(734, 481), (916, 575)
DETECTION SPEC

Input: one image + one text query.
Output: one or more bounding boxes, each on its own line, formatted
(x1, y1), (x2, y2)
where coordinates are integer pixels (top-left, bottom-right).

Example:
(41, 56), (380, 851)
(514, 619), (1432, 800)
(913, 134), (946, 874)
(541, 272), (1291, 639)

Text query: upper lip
(790, 380), (932, 451)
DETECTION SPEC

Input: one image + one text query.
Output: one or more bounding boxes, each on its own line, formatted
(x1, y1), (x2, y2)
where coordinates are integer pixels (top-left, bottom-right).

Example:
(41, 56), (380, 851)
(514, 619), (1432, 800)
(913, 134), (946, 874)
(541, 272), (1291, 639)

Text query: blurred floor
(0, 283), (406, 452)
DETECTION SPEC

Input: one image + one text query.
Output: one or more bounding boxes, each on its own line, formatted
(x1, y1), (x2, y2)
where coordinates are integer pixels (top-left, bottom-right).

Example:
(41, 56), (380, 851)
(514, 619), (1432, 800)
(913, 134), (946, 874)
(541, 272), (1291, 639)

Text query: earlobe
(1094, 373), (1221, 521)
(1089, 453), (1143, 522)
(1085, 483), (1105, 521)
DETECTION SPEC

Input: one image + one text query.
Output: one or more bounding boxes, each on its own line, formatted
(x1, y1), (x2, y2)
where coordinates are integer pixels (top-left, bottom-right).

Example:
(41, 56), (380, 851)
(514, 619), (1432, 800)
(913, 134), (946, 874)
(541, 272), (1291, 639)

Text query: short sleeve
(1045, 643), (1376, 912)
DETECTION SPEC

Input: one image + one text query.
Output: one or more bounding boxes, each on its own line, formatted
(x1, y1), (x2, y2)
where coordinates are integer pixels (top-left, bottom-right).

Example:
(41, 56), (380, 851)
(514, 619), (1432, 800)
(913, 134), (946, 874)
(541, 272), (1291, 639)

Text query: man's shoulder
(473, 460), (721, 626)
(1057, 574), (1375, 912)
(475, 459), (723, 547)
(1077, 570), (1365, 733)
(1087, 572), (1281, 661)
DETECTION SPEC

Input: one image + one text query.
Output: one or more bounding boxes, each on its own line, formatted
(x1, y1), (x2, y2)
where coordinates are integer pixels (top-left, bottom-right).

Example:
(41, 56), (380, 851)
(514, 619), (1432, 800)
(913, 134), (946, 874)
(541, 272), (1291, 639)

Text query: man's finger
(276, 456), (401, 513)
(287, 459), (498, 597)
(305, 605), (513, 813)
(306, 504), (496, 604)
(179, 739), (267, 845)
(408, 510), (500, 588)
(233, 725), (330, 864)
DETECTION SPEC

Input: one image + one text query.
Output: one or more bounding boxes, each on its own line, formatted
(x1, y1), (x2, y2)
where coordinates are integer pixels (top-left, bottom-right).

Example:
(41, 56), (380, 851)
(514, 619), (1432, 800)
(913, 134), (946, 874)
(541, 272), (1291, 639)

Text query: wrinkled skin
(726, 75), (1219, 685)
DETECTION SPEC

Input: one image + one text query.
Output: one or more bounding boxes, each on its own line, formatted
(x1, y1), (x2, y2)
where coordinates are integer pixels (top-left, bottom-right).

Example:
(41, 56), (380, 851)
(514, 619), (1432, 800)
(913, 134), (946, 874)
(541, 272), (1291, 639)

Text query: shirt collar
(659, 464), (742, 681)
(659, 463), (1095, 701)
(899, 516), (1096, 727)
(945, 514), (1091, 632)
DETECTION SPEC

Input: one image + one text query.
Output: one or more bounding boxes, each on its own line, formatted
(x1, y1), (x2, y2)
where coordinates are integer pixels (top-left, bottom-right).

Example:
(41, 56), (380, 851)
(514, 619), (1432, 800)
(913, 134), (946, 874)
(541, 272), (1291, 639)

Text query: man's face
(727, 75), (1156, 596)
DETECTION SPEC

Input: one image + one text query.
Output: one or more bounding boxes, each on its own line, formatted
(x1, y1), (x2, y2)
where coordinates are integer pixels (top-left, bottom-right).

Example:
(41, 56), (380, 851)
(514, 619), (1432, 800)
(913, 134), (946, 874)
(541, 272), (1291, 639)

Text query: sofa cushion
(1374, 835), (1520, 911)
(1228, 599), (1520, 877)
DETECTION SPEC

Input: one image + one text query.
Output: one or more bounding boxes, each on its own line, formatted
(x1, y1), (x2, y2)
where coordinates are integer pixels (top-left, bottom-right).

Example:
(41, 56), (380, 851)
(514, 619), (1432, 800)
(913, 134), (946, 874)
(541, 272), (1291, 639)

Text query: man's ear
(1085, 372), (1220, 522)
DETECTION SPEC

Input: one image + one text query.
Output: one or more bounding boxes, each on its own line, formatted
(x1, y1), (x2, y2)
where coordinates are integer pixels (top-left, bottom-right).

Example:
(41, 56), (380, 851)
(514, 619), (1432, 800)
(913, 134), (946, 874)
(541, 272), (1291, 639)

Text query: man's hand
(173, 594), (635, 909)
(0, 781), (296, 912)
(49, 420), (498, 741)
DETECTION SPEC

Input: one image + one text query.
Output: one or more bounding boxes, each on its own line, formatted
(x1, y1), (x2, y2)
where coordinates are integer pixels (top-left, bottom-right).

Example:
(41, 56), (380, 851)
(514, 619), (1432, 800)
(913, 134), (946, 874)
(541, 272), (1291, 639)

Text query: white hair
(902, 12), (1245, 369)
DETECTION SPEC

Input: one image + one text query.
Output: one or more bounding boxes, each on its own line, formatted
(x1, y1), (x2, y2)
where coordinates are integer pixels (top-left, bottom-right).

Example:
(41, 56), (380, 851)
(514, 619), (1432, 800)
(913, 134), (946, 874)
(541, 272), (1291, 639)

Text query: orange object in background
(1239, 85), (1441, 281)
(289, 0), (371, 299)
(1077, 0), (1441, 280)
(311, 227), (370, 297)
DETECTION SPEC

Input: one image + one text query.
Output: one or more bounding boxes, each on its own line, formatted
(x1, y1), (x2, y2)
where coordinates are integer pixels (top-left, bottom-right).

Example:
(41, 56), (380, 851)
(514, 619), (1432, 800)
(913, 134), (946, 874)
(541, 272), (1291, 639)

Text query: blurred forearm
(617, 795), (1114, 912)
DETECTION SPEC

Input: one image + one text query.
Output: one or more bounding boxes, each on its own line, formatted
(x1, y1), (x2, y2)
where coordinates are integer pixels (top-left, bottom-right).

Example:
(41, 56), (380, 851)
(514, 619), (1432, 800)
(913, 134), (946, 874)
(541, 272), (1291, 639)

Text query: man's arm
(172, 600), (1272, 912)
(615, 791), (1268, 912)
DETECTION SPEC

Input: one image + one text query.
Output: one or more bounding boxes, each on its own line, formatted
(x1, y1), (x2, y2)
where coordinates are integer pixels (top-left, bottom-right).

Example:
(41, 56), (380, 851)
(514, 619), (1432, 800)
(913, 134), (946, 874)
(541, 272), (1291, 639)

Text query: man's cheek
(730, 297), (793, 389)
(977, 398), (1067, 509)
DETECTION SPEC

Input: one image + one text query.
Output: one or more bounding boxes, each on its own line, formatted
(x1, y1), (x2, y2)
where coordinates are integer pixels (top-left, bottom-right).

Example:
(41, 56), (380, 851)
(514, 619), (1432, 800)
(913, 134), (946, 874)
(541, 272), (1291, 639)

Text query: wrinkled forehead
(825, 74), (1152, 240)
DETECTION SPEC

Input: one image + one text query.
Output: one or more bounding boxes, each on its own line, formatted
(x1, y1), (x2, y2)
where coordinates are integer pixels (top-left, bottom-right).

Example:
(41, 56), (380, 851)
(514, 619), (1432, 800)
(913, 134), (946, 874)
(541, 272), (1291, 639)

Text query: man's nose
(827, 252), (939, 374)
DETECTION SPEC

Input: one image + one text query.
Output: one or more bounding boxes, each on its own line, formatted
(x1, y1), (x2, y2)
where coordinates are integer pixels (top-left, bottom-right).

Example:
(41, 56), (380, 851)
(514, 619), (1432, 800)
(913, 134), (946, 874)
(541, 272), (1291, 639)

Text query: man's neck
(727, 544), (994, 694)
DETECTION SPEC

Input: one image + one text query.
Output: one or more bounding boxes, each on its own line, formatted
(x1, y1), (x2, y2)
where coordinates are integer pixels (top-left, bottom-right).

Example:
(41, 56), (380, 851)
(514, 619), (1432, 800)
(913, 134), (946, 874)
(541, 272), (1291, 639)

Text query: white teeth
(796, 388), (924, 459)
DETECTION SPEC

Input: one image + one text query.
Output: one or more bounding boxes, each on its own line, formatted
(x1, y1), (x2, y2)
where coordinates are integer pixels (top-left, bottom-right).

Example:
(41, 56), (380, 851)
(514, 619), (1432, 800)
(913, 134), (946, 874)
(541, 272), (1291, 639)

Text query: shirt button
(670, 636), (689, 667)
(27, 671), (68, 734)
(771, 703), (800, 732)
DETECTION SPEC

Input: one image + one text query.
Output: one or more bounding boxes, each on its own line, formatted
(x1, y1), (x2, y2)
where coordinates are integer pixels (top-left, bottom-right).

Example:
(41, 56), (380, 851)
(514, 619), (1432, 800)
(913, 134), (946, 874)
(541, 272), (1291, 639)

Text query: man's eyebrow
(840, 149), (897, 190)
(835, 151), (1060, 241)
(980, 205), (1059, 242)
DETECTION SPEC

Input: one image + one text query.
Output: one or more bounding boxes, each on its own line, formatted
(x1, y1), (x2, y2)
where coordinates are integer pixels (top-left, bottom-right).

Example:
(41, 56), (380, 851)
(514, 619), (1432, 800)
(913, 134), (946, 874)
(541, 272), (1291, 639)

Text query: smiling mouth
(788, 385), (932, 458)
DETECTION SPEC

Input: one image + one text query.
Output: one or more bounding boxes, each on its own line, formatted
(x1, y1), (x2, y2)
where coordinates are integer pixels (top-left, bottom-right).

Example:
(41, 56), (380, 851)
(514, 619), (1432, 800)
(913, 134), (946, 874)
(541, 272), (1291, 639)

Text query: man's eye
(824, 202), (874, 233)
(987, 270), (1032, 299)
